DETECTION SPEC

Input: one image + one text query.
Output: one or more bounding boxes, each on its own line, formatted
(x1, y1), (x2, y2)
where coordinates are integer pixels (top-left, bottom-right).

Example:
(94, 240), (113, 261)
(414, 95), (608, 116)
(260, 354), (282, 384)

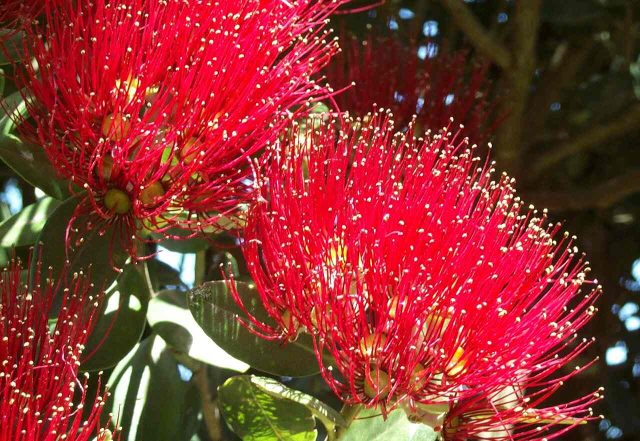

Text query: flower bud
(140, 181), (165, 206)
(101, 113), (131, 142)
(364, 367), (390, 399)
(359, 333), (388, 358)
(104, 188), (131, 214)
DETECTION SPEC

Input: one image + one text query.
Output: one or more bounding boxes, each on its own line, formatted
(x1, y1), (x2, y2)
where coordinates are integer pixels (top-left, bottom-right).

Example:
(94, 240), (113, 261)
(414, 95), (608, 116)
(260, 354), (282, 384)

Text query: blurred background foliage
(1, 0), (640, 440)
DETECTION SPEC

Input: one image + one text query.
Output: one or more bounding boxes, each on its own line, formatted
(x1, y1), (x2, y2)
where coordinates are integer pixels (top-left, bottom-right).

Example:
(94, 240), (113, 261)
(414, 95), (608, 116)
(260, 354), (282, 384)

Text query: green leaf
(250, 376), (346, 432)
(340, 408), (439, 441)
(106, 334), (201, 441)
(147, 289), (249, 372)
(188, 281), (323, 377)
(0, 88), (29, 125)
(0, 197), (61, 247)
(218, 375), (317, 441)
(82, 263), (151, 371)
(33, 194), (128, 298)
(0, 135), (69, 199)
(0, 90), (69, 199)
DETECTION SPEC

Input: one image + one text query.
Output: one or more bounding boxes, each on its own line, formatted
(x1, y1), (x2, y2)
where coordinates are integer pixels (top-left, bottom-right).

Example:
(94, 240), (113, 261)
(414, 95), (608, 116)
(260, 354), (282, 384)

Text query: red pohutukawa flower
(325, 33), (498, 143)
(0, 256), (115, 440)
(14, 0), (345, 257)
(233, 111), (601, 437)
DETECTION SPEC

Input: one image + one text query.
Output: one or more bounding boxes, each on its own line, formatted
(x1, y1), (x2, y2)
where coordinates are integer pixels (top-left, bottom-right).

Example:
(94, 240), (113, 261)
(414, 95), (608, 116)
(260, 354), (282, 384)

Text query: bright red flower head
(326, 33), (498, 143)
(233, 111), (601, 436)
(14, 0), (345, 257)
(0, 255), (115, 440)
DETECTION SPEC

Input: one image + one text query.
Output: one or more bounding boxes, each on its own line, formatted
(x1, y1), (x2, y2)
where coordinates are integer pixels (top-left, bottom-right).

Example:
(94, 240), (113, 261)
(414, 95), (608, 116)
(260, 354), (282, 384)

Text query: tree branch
(193, 365), (223, 441)
(493, 0), (543, 175)
(439, 0), (512, 70)
(530, 104), (640, 177)
(526, 168), (640, 211)
(409, 0), (429, 41)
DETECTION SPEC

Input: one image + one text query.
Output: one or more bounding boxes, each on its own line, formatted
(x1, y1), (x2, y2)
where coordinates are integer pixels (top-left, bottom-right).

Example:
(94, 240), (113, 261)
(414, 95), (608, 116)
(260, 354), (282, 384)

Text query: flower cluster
(233, 111), (601, 439)
(325, 33), (498, 143)
(0, 255), (115, 440)
(15, 0), (346, 257)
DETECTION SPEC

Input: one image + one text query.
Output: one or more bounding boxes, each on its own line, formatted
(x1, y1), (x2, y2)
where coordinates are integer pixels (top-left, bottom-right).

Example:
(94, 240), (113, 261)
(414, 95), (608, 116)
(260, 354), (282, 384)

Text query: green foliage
(82, 263), (151, 372)
(218, 376), (317, 441)
(0, 197), (61, 247)
(32, 194), (128, 298)
(147, 289), (249, 372)
(188, 280), (322, 377)
(106, 335), (202, 441)
(0, 90), (68, 199)
(0, 135), (68, 199)
(340, 408), (438, 441)
(249, 376), (346, 433)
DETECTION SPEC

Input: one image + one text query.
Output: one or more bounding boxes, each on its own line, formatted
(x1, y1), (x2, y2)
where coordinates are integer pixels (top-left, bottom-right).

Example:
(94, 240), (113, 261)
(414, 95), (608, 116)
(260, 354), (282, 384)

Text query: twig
(334, 404), (362, 440)
(195, 250), (207, 286)
(193, 365), (223, 441)
(530, 104), (640, 177)
(439, 0), (512, 70)
(409, 0), (428, 41)
(525, 168), (640, 211)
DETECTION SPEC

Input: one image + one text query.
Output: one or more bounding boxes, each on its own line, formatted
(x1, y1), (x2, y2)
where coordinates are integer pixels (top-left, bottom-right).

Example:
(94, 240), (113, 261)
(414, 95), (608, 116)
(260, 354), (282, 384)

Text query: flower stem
(193, 364), (223, 441)
(195, 250), (206, 286)
(334, 404), (363, 440)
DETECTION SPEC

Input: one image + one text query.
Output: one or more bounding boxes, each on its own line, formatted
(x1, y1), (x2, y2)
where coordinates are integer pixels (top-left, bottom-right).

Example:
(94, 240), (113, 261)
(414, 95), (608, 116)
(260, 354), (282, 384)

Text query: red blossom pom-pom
(14, 0), (347, 258)
(0, 254), (116, 440)
(233, 110), (601, 437)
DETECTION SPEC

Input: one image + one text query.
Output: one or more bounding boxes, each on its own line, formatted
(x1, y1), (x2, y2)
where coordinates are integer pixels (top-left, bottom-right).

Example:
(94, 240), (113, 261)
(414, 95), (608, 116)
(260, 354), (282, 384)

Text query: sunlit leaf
(250, 376), (346, 432)
(188, 281), (323, 377)
(106, 335), (201, 441)
(218, 375), (317, 441)
(0, 197), (61, 247)
(147, 289), (249, 372)
(0, 90), (69, 199)
(82, 263), (151, 371)
(340, 408), (438, 441)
